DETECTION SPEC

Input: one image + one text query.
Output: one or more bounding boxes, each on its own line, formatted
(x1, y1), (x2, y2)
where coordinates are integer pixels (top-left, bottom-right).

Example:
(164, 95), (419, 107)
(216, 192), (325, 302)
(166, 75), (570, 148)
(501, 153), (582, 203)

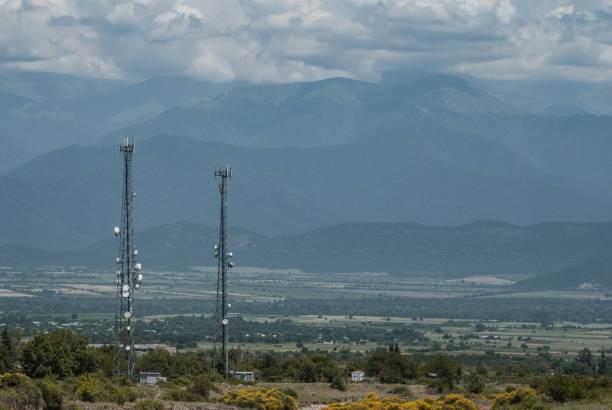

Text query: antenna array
(213, 166), (233, 379)
(113, 137), (143, 380)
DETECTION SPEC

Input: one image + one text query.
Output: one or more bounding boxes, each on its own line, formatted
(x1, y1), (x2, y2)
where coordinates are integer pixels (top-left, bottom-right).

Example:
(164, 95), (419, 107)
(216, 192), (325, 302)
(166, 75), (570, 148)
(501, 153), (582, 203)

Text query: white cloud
(547, 5), (575, 19)
(0, 0), (611, 84)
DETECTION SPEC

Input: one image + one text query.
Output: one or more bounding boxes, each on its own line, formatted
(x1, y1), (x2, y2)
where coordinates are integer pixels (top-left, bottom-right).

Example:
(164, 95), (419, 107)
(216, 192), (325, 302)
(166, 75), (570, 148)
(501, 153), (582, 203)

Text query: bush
(188, 374), (213, 401)
(39, 378), (63, 410)
(159, 374), (214, 402)
(324, 392), (477, 409)
(74, 373), (139, 404)
(133, 399), (165, 410)
(426, 355), (462, 392)
(280, 387), (298, 398)
(330, 374), (346, 391)
(538, 375), (600, 402)
(491, 388), (537, 409)
(219, 387), (297, 410)
(466, 372), (485, 394)
(0, 373), (44, 409)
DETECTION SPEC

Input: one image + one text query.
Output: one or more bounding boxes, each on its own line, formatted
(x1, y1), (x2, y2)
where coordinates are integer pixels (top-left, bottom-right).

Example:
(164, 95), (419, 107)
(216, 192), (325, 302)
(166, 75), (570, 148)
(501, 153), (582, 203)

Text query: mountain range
(1, 131), (611, 250)
(0, 72), (237, 173)
(2, 220), (611, 289)
(1, 73), (612, 280)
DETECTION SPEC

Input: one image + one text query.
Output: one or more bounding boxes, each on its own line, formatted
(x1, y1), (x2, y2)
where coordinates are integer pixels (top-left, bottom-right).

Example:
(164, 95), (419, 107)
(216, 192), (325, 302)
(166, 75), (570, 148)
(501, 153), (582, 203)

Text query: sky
(1, 0), (612, 85)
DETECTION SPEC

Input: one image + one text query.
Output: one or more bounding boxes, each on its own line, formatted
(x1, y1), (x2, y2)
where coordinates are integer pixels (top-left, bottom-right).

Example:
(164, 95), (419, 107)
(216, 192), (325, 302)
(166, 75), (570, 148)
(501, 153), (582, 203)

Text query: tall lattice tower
(113, 137), (142, 380)
(213, 166), (233, 379)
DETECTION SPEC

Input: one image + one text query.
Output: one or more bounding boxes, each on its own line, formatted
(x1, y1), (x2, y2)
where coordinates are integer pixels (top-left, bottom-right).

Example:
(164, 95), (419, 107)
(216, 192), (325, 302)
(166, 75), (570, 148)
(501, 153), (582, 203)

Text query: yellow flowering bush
(0, 372), (31, 386)
(219, 387), (297, 410)
(490, 387), (536, 409)
(325, 392), (477, 410)
(0, 372), (44, 409)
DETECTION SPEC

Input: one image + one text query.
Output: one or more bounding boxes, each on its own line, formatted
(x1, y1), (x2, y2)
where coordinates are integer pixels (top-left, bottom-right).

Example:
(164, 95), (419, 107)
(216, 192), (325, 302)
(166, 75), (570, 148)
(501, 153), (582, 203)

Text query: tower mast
(113, 137), (143, 380)
(213, 166), (233, 379)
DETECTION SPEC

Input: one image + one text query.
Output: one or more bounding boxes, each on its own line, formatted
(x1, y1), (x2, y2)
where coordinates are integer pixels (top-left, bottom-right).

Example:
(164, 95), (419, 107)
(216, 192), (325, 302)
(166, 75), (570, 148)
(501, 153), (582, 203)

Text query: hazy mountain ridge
(0, 73), (239, 173)
(516, 258), (612, 290)
(3, 220), (612, 286)
(98, 75), (514, 148)
(2, 74), (612, 251)
(96, 75), (612, 204)
(2, 132), (610, 249)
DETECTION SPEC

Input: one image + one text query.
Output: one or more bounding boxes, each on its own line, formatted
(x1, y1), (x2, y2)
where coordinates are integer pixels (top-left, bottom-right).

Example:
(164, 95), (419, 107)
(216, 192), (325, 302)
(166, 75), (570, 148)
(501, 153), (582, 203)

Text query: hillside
(0, 73), (237, 173)
(1, 133), (610, 249)
(98, 75), (514, 148)
(3, 74), (612, 249)
(3, 220), (612, 280)
(96, 75), (612, 205)
(517, 258), (612, 290)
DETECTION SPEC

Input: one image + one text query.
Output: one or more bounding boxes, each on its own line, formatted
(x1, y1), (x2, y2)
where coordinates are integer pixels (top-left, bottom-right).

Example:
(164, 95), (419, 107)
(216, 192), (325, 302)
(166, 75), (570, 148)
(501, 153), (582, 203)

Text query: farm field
(0, 264), (608, 302)
(0, 263), (609, 358)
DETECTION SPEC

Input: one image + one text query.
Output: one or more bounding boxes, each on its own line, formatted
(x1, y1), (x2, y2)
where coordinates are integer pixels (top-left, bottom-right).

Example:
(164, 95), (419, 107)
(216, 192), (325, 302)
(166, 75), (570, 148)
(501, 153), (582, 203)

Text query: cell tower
(212, 166), (234, 379)
(113, 137), (143, 380)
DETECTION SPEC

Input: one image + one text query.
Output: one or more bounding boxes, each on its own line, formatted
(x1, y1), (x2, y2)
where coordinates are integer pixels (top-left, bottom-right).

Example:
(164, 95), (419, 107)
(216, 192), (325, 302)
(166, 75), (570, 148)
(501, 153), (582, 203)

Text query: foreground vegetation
(0, 327), (609, 408)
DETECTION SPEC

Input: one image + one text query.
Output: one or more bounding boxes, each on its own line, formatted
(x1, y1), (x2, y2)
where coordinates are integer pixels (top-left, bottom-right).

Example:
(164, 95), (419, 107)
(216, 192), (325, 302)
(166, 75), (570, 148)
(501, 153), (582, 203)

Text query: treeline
(0, 328), (611, 408)
(134, 316), (426, 347)
(246, 297), (612, 324)
(0, 294), (610, 324)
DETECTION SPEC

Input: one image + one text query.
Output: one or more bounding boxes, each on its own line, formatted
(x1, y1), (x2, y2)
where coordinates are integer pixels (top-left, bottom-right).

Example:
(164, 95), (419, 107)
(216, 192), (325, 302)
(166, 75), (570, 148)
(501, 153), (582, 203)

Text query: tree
(21, 329), (98, 378)
(365, 351), (419, 383)
(0, 326), (9, 351)
(426, 355), (462, 391)
(574, 348), (595, 374)
(0, 346), (10, 373)
(466, 372), (485, 394)
(1, 326), (22, 371)
(598, 346), (609, 375)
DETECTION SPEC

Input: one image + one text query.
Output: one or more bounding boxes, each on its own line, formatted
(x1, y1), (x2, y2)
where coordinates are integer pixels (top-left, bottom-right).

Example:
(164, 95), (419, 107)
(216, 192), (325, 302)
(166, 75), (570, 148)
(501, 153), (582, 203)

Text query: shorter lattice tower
(113, 137), (143, 380)
(212, 166), (234, 379)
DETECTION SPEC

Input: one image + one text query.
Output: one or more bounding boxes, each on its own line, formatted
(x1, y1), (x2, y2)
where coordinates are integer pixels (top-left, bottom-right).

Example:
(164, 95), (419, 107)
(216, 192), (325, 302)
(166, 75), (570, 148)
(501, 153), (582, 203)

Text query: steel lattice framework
(113, 137), (142, 380)
(213, 166), (233, 379)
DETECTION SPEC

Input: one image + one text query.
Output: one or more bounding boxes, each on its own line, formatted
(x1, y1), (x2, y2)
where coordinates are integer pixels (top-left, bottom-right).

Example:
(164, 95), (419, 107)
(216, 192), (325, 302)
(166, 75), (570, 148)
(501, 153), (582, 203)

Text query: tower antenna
(212, 166), (233, 379)
(113, 137), (142, 380)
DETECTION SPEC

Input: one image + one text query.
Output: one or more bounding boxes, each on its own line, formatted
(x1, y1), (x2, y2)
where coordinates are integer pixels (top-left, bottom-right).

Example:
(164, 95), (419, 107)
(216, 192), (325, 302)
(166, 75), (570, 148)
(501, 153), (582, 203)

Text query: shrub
(466, 372), (485, 394)
(219, 387), (298, 410)
(425, 355), (462, 392)
(75, 373), (100, 402)
(539, 375), (592, 402)
(74, 373), (138, 404)
(159, 374), (214, 402)
(324, 392), (477, 409)
(0, 373), (44, 409)
(39, 378), (63, 410)
(330, 374), (346, 391)
(188, 374), (213, 401)
(491, 388), (537, 409)
(280, 387), (298, 398)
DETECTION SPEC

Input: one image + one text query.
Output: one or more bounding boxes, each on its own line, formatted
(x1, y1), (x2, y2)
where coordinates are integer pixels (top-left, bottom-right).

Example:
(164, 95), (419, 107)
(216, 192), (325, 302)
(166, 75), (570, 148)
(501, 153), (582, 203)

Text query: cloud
(0, 0), (611, 84)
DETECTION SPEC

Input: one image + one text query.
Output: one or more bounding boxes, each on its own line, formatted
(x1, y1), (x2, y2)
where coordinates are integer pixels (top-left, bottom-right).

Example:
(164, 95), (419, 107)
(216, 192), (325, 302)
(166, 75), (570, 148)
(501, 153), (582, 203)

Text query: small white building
(231, 371), (255, 382)
(351, 370), (364, 382)
(139, 372), (167, 385)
